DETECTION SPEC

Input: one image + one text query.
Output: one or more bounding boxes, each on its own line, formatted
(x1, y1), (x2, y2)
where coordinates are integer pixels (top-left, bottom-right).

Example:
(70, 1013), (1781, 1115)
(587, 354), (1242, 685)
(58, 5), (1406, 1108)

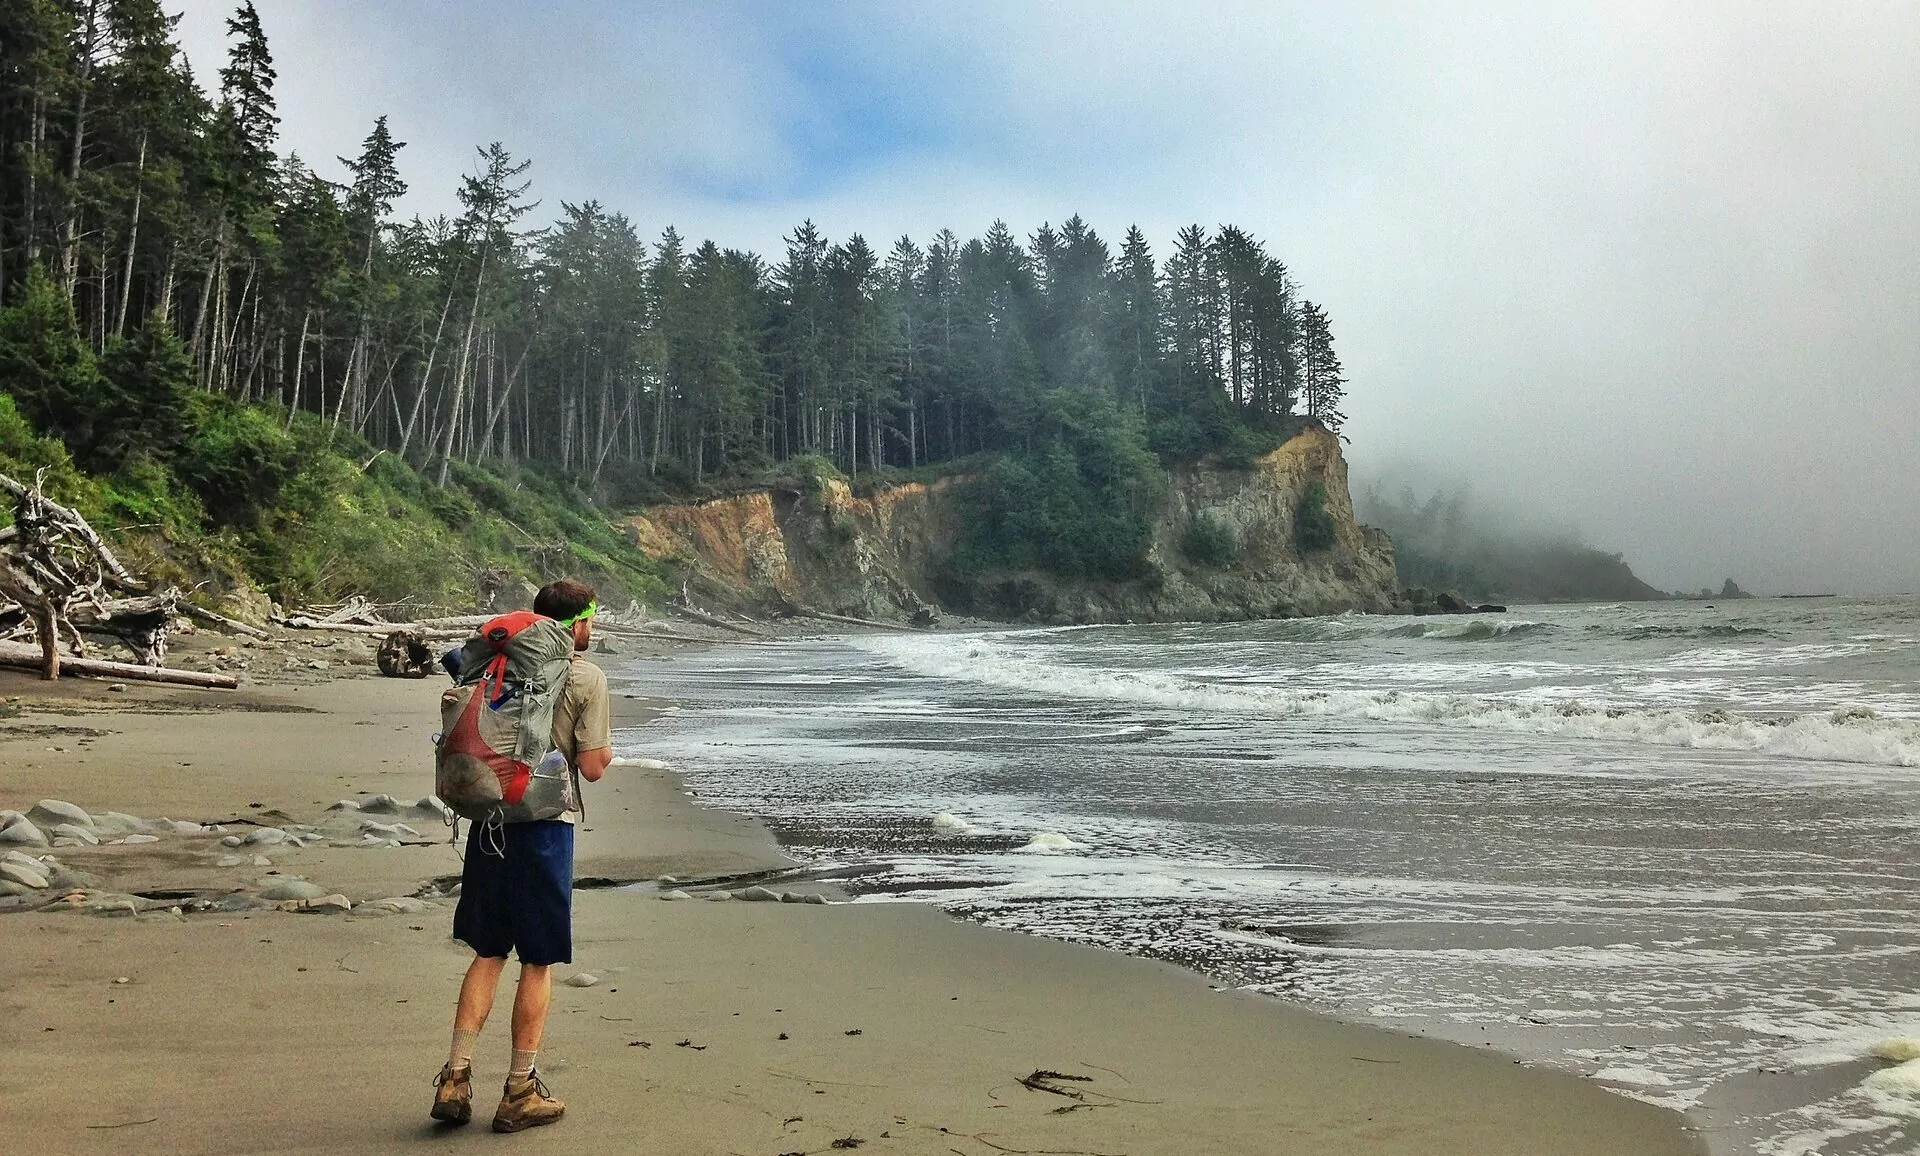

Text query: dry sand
(0, 657), (1705, 1155)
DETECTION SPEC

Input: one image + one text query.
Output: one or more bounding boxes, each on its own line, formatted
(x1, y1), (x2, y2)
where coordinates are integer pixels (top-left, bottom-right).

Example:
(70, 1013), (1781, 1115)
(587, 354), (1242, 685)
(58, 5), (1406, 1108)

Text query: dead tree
(0, 470), (142, 678)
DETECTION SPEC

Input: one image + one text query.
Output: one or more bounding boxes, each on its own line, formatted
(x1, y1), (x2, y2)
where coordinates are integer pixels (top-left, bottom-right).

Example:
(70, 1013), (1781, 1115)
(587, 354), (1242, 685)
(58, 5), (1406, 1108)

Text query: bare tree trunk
(59, 0), (106, 293)
(113, 133), (147, 338)
(434, 245), (489, 485)
(397, 276), (459, 460)
(286, 308), (311, 420)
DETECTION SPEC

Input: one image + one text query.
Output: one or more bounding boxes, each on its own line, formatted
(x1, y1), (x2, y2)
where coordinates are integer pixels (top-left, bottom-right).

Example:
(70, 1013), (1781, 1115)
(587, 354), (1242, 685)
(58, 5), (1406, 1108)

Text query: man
(431, 578), (614, 1132)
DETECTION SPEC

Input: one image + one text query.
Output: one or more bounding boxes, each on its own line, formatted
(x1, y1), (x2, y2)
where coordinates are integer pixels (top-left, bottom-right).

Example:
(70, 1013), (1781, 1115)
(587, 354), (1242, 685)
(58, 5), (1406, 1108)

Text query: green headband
(558, 600), (597, 626)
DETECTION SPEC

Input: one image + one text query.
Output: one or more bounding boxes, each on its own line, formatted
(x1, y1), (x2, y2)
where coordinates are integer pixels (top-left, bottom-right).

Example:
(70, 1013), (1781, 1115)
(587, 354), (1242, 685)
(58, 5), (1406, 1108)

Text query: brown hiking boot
(492, 1070), (565, 1133)
(429, 1063), (473, 1125)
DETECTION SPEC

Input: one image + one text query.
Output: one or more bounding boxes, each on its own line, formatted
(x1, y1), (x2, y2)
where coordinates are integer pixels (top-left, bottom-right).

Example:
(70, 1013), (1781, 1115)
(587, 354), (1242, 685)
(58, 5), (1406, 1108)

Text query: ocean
(611, 597), (1920, 1155)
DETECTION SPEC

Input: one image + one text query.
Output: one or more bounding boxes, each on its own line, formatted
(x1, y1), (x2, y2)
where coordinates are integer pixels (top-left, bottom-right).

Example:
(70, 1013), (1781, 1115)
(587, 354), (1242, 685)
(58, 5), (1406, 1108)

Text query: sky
(171, 1), (1920, 594)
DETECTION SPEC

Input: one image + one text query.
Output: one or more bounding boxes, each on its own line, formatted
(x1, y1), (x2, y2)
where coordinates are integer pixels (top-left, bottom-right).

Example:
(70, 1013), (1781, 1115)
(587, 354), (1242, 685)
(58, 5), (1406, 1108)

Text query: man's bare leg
(456, 955), (509, 1033)
(510, 962), (552, 1060)
(493, 962), (564, 1131)
(432, 954), (506, 1124)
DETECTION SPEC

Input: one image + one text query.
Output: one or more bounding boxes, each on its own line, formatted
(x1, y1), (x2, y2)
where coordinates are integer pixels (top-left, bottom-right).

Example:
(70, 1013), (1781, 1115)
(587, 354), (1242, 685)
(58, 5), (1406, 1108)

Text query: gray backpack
(435, 612), (579, 824)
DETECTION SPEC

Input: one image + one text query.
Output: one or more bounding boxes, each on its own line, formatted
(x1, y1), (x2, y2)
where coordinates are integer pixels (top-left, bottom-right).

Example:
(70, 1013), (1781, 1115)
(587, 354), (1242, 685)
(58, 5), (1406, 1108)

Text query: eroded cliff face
(624, 426), (1397, 624)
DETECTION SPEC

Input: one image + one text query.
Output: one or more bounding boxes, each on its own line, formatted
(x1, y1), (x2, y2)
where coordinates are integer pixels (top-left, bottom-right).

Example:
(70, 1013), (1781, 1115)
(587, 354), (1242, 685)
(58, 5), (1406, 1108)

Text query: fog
(174, 1), (1920, 594)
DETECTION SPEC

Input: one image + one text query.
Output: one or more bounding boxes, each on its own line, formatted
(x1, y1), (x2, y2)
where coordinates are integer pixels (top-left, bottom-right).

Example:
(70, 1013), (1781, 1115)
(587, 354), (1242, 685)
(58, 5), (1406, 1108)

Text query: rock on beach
(26, 800), (93, 830)
(0, 817), (49, 847)
(259, 879), (327, 902)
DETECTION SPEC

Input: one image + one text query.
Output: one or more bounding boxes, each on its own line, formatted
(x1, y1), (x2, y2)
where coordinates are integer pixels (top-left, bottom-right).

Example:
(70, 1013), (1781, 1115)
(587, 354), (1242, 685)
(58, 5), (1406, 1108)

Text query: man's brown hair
(533, 578), (596, 621)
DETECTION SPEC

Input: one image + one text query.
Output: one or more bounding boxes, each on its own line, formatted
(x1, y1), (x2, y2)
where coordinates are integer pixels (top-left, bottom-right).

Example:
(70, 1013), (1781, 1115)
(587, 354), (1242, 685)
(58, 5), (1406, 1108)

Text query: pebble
(0, 818), (48, 847)
(704, 890), (733, 902)
(27, 800), (94, 830)
(215, 855), (245, 868)
(564, 973), (601, 988)
(658, 889), (693, 901)
(251, 854), (273, 867)
(49, 824), (100, 846)
(93, 812), (147, 834)
(119, 834), (159, 845)
(799, 893), (828, 905)
(358, 795), (401, 815)
(3, 849), (43, 869)
(0, 861), (49, 889)
(219, 835), (244, 848)
(260, 879), (327, 902)
(244, 827), (289, 846)
(113, 976), (130, 984)
(108, 683), (127, 692)
(736, 886), (782, 903)
(325, 800), (361, 812)
(161, 819), (208, 835)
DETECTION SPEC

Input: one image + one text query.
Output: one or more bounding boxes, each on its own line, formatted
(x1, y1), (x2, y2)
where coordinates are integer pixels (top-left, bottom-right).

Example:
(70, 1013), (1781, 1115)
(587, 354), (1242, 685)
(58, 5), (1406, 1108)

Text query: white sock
(448, 1028), (479, 1071)
(509, 1048), (537, 1082)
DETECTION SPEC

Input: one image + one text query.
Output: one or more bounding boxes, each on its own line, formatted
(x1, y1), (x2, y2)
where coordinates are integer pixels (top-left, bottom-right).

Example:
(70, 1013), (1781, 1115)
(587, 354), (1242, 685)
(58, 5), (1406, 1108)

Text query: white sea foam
(930, 812), (977, 834)
(609, 756), (671, 770)
(1021, 832), (1082, 853)
(854, 635), (1920, 768)
(1858, 1058), (1920, 1118)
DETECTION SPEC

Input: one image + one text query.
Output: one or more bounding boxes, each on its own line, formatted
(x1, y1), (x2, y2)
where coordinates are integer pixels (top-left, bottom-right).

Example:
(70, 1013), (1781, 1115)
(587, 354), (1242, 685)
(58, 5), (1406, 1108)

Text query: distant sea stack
(625, 426), (1401, 625)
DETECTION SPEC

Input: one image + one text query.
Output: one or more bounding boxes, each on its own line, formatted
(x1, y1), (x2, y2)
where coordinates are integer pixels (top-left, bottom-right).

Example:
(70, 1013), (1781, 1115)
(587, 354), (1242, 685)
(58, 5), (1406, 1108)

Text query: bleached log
(795, 608), (923, 631)
(669, 604), (772, 639)
(179, 601), (272, 639)
(0, 642), (237, 688)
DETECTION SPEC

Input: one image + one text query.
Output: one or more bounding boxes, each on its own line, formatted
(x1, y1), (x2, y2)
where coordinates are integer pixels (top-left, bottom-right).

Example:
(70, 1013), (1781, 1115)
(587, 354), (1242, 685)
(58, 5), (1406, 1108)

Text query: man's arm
(577, 745), (612, 783)
(570, 660), (615, 783)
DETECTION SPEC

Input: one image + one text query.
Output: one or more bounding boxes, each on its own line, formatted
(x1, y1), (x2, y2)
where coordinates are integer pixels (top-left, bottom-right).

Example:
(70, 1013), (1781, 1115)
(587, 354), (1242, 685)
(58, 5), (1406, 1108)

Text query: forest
(0, 1), (1351, 594)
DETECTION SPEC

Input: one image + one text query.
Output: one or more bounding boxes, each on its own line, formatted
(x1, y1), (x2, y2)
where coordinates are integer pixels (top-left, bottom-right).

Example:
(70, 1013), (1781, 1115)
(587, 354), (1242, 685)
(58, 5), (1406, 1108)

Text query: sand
(0, 658), (1705, 1155)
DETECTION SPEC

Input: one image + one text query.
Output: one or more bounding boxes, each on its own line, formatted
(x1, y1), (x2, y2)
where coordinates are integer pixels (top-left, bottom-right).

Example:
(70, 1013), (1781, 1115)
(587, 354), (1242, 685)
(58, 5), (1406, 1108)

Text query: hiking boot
(492, 1070), (565, 1133)
(429, 1063), (473, 1125)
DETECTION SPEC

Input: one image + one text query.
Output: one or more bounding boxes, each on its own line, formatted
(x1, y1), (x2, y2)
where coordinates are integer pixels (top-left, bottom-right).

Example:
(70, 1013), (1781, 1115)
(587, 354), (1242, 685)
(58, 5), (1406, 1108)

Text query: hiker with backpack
(429, 578), (614, 1132)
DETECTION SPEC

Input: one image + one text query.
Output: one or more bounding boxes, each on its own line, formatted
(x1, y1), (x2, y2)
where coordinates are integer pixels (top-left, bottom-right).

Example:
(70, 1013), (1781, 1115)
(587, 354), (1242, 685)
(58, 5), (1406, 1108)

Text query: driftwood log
(669, 603), (773, 639)
(0, 642), (238, 689)
(795, 608), (925, 632)
(0, 470), (140, 678)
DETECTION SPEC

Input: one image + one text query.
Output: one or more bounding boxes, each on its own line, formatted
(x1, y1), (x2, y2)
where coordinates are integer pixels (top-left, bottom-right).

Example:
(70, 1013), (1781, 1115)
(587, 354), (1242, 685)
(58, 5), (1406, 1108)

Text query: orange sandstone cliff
(624, 426), (1397, 625)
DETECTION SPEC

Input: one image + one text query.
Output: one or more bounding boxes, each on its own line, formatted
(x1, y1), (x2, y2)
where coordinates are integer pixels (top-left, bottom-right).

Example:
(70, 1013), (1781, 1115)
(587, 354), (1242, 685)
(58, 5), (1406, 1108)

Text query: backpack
(434, 611), (580, 825)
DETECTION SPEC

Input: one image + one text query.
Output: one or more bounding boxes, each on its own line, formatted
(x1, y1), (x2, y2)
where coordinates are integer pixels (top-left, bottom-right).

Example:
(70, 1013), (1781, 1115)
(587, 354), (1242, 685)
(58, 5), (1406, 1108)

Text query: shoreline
(0, 652), (1704, 1155)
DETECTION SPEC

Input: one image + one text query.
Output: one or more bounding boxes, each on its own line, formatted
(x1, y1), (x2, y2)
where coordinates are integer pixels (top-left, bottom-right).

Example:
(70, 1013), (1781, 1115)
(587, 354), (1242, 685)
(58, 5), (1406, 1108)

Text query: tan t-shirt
(550, 657), (611, 820)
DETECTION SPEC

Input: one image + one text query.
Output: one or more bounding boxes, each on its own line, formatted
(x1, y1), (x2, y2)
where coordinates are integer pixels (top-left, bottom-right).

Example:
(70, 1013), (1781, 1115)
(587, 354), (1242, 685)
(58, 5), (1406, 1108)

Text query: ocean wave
(855, 635), (1920, 768)
(1380, 620), (1552, 641)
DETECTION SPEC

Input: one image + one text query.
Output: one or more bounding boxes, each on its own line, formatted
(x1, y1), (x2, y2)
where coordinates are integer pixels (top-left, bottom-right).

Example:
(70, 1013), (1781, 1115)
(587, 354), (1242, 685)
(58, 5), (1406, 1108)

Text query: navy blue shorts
(452, 819), (574, 965)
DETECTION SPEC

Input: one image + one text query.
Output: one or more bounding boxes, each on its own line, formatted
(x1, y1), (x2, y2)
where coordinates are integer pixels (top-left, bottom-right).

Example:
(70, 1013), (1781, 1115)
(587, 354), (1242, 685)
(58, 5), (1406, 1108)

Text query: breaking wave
(854, 635), (1920, 768)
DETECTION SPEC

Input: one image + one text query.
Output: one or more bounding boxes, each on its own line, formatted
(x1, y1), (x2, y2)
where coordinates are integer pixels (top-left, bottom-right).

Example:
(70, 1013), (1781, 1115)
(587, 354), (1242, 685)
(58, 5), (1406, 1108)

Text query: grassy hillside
(0, 390), (673, 619)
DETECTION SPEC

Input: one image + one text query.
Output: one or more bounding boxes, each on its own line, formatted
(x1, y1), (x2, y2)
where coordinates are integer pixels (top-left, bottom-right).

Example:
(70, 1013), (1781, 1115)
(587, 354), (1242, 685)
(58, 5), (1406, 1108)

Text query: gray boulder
(49, 823), (99, 846)
(260, 879), (327, 901)
(26, 800), (93, 830)
(0, 860), (49, 889)
(736, 885), (782, 903)
(244, 827), (289, 846)
(0, 818), (47, 847)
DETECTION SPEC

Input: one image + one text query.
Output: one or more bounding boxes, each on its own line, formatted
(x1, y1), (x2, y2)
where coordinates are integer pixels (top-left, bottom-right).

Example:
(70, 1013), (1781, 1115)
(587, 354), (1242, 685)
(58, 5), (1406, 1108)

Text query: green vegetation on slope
(0, 272), (669, 613)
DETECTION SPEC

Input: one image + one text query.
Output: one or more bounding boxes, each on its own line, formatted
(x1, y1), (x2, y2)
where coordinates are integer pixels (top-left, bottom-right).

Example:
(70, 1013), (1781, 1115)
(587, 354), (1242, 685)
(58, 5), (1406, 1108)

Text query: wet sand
(0, 663), (1704, 1155)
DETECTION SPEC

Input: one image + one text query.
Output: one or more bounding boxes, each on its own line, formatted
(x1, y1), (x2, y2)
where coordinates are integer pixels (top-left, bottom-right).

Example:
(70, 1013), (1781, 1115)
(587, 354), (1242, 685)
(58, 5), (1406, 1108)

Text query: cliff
(624, 426), (1399, 625)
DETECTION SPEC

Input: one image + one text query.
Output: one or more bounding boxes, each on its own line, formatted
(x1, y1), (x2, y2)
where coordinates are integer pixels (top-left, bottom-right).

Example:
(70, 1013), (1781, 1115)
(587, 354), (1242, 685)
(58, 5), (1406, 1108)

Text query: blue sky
(173, 1), (1920, 592)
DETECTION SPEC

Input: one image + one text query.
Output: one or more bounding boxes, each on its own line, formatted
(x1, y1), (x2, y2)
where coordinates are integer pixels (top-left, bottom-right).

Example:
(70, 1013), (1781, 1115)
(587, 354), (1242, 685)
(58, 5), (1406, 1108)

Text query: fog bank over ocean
(171, 1), (1920, 594)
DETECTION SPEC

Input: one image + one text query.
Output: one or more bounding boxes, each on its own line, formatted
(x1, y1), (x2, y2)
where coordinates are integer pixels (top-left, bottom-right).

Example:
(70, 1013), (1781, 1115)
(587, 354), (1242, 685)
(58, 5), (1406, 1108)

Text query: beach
(0, 645), (1702, 1155)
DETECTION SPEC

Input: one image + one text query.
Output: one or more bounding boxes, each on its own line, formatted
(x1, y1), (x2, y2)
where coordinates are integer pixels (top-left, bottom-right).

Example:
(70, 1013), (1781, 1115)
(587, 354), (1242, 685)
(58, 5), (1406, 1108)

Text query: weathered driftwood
(796, 608), (924, 632)
(669, 603), (773, 639)
(75, 591), (178, 667)
(0, 470), (144, 678)
(180, 601), (271, 640)
(0, 642), (237, 689)
(283, 617), (467, 639)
